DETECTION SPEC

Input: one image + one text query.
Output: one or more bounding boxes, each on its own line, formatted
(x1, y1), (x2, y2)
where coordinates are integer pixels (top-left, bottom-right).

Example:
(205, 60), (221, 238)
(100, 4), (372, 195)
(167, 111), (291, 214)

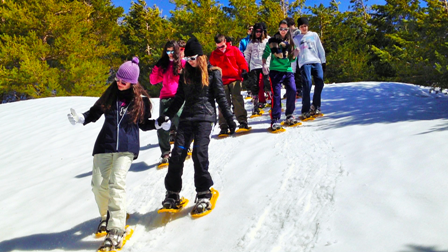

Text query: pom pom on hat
(116, 56), (140, 84)
(184, 37), (203, 57)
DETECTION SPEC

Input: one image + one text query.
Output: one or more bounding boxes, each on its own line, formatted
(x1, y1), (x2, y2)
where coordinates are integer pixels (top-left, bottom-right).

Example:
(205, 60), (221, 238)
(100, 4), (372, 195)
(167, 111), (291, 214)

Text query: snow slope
(0, 82), (447, 252)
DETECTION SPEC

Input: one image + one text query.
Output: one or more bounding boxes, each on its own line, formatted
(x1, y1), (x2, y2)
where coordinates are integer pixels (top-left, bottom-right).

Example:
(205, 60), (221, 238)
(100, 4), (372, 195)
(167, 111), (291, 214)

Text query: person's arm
(139, 97), (157, 131)
(149, 65), (163, 85)
(244, 42), (252, 67)
(82, 100), (104, 125)
(315, 33), (326, 64)
(164, 75), (186, 119)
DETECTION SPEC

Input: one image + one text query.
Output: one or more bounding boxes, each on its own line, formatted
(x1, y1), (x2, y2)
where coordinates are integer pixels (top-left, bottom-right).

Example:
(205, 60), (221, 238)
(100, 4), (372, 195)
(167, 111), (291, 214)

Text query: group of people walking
(66, 16), (326, 252)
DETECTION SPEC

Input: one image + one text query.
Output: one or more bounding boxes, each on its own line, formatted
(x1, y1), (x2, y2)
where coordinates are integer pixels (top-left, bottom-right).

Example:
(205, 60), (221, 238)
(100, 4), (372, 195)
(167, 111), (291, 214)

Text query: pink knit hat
(116, 57), (140, 84)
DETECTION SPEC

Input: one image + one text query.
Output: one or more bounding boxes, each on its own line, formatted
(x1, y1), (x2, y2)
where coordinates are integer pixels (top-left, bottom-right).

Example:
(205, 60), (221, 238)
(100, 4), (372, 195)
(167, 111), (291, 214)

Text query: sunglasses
(255, 30), (262, 33)
(166, 50), (174, 54)
(216, 44), (226, 50)
(248, 27), (253, 30)
(115, 77), (130, 84)
(179, 47), (185, 52)
(279, 28), (289, 31)
(184, 55), (198, 61)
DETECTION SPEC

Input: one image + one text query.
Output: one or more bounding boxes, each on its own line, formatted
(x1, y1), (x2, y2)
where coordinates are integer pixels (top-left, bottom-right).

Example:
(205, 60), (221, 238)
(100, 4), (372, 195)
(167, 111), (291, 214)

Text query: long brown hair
(96, 82), (152, 124)
(183, 55), (210, 87)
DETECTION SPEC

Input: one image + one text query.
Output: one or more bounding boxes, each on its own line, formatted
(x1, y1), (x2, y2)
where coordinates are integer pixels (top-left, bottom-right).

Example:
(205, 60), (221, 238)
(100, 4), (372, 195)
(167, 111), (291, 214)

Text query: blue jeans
(300, 63), (324, 113)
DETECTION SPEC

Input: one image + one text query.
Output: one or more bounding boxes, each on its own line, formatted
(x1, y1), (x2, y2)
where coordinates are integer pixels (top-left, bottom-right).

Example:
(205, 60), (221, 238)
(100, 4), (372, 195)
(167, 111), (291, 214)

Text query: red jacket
(209, 43), (249, 85)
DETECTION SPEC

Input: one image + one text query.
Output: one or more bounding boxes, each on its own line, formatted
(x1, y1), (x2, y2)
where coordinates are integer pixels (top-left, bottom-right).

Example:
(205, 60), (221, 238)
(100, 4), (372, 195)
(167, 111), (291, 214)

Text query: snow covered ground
(1, 82), (447, 252)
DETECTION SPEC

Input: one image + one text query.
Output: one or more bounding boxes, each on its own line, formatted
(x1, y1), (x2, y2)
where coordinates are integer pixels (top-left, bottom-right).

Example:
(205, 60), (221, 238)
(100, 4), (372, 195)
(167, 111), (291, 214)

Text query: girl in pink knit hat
(67, 57), (170, 251)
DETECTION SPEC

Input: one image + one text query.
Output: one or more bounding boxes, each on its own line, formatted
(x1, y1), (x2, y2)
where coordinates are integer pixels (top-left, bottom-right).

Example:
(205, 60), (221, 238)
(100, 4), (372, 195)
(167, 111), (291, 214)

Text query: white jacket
(293, 31), (326, 69)
(244, 36), (270, 71)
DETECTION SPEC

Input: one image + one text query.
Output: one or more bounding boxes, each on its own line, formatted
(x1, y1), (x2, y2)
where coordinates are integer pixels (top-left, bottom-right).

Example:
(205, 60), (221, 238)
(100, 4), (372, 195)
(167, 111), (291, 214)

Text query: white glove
(155, 119), (171, 131)
(67, 108), (85, 125)
(262, 64), (270, 75)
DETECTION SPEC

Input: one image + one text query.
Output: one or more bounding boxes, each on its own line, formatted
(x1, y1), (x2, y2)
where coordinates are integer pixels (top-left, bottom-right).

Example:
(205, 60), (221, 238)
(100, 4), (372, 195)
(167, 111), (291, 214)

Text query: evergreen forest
(1, 0), (447, 101)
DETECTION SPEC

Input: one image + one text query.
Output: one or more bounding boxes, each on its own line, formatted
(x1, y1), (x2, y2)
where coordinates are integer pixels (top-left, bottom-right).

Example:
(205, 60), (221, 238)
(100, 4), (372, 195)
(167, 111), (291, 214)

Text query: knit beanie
(116, 56), (140, 84)
(184, 37), (203, 57)
(297, 17), (309, 27)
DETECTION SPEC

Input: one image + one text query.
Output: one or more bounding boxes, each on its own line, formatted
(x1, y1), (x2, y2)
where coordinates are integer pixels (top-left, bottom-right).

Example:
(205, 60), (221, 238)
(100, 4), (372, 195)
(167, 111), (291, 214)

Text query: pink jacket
(150, 60), (186, 99)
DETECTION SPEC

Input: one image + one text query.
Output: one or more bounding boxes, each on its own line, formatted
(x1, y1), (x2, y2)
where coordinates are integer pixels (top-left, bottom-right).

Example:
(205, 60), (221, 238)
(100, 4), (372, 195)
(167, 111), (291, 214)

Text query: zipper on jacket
(116, 101), (130, 151)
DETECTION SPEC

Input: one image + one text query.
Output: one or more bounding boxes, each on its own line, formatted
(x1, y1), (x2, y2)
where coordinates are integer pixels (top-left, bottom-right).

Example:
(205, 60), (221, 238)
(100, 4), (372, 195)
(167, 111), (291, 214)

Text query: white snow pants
(91, 152), (133, 231)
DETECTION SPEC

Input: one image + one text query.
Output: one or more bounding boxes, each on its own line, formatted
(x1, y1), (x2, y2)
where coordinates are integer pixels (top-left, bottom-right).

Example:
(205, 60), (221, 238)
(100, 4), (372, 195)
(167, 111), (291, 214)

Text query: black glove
(241, 69), (249, 81)
(227, 119), (237, 134)
(157, 115), (169, 126)
(322, 63), (326, 74)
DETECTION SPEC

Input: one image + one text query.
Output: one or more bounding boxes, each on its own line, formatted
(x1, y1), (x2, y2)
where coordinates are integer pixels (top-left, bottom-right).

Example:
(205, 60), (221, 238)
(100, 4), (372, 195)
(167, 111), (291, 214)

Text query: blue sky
(111, 0), (387, 15)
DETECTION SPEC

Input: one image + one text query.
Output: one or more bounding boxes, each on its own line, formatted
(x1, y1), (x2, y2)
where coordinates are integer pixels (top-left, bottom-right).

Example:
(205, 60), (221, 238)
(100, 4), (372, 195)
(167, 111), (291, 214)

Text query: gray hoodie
(244, 36), (271, 71)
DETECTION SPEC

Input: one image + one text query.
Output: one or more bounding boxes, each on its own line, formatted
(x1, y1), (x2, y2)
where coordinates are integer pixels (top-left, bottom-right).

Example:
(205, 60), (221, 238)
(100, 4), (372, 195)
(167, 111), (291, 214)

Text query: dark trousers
(294, 60), (303, 94)
(300, 63), (324, 113)
(165, 121), (214, 193)
(269, 70), (296, 120)
(248, 68), (270, 95)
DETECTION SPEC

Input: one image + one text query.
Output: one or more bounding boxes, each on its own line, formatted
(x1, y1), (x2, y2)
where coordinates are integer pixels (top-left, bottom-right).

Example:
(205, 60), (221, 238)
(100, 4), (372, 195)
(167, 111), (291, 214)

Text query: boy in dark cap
(293, 17), (326, 120)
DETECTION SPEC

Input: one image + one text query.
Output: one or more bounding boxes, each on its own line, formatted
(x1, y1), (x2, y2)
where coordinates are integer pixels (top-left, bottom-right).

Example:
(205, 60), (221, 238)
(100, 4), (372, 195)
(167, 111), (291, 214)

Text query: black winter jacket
(165, 66), (233, 123)
(83, 96), (156, 159)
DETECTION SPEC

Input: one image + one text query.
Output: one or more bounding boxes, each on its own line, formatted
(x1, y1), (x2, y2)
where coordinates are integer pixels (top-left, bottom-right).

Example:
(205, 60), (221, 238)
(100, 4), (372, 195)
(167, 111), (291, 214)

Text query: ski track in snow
(235, 112), (343, 251)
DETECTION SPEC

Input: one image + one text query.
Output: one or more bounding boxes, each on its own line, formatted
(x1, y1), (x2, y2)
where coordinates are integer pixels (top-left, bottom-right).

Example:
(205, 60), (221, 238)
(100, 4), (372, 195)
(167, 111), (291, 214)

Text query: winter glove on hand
(157, 115), (169, 126)
(322, 63), (326, 74)
(67, 108), (85, 125)
(262, 64), (270, 76)
(227, 119), (237, 134)
(155, 118), (171, 131)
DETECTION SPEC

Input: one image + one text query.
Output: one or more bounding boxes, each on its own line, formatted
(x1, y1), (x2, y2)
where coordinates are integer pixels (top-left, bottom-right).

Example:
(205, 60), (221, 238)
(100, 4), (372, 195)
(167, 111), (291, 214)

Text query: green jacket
(262, 44), (295, 73)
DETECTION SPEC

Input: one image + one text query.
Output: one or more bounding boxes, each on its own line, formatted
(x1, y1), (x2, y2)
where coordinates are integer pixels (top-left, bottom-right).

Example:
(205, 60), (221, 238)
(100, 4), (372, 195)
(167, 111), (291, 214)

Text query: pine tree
(0, 0), (123, 101)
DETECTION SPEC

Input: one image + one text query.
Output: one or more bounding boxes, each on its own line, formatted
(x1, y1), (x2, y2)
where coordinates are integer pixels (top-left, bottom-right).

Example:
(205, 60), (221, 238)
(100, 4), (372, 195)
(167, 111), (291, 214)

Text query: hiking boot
(258, 102), (266, 109)
(169, 130), (176, 143)
(98, 229), (124, 251)
(271, 119), (282, 131)
(239, 121), (250, 130)
(252, 107), (261, 116)
(310, 105), (322, 116)
(252, 94), (259, 110)
(96, 211), (110, 234)
(219, 127), (229, 135)
(159, 154), (169, 165)
(301, 112), (312, 119)
(192, 190), (212, 214)
(285, 115), (298, 125)
(162, 191), (181, 209)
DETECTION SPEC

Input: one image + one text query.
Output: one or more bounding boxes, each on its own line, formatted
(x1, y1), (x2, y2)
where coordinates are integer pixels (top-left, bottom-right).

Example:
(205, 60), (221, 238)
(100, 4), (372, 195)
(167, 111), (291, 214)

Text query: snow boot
(192, 190), (212, 215)
(271, 119), (282, 131)
(96, 211), (110, 235)
(161, 191), (181, 209)
(285, 115), (298, 126)
(239, 121), (250, 130)
(219, 127), (229, 135)
(98, 228), (124, 252)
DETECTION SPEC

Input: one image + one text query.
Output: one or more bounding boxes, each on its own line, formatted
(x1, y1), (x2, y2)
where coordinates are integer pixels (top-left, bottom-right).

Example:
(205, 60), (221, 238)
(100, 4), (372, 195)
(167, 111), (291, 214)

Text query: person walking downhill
(239, 25), (253, 97)
(285, 17), (303, 99)
(67, 57), (170, 251)
(210, 34), (250, 135)
(293, 17), (326, 120)
(150, 40), (186, 168)
(157, 37), (236, 215)
(262, 20), (298, 131)
(244, 22), (271, 116)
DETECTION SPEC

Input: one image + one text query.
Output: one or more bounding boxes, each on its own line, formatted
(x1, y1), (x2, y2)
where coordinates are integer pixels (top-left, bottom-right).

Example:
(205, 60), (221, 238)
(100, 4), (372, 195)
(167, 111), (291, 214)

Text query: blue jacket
(83, 96), (155, 159)
(238, 35), (251, 53)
